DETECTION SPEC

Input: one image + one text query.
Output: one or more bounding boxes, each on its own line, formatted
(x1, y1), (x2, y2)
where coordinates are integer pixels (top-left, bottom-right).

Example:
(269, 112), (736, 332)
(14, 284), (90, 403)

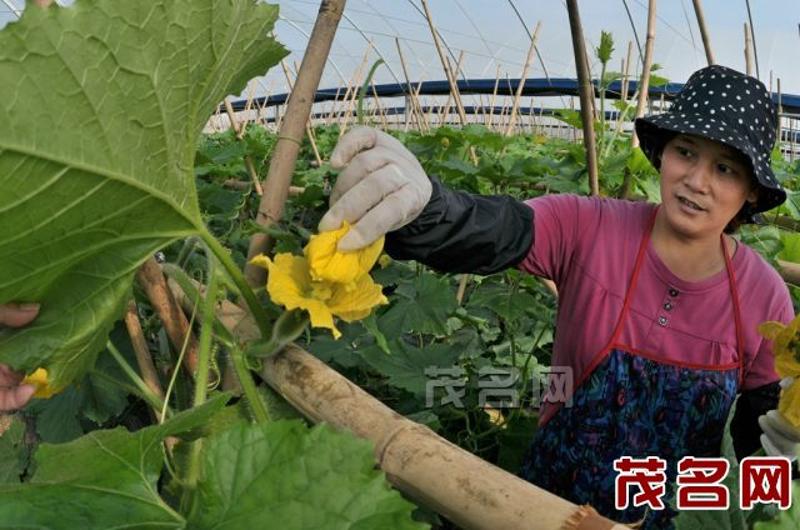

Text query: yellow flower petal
(254, 253), (342, 339)
(21, 368), (57, 399)
(327, 273), (389, 322)
(779, 379), (800, 428)
(305, 222), (384, 284)
(758, 321), (788, 341)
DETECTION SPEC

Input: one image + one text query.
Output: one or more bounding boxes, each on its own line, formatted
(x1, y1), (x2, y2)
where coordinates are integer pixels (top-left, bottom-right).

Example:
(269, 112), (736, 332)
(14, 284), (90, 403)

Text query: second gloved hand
(318, 126), (432, 251)
(759, 377), (800, 461)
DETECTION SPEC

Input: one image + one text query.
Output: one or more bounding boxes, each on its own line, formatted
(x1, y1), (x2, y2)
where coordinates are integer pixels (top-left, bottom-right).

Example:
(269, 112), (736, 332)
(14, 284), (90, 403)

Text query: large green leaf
(0, 0), (287, 390)
(0, 393), (230, 529)
(188, 420), (426, 530)
(359, 340), (463, 397)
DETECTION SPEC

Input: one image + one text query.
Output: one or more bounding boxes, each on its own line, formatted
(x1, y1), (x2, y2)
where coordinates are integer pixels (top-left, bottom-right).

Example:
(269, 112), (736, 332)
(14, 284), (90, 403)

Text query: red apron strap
(721, 235), (746, 386)
(606, 206), (659, 348)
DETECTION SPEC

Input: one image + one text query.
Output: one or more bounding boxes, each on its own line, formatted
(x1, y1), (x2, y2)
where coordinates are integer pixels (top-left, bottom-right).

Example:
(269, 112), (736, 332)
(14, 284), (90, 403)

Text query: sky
(2, 0), (799, 99)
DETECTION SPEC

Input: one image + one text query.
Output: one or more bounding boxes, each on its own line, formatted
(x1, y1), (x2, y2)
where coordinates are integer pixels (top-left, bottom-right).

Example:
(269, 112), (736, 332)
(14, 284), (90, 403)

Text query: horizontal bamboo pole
(167, 280), (625, 530)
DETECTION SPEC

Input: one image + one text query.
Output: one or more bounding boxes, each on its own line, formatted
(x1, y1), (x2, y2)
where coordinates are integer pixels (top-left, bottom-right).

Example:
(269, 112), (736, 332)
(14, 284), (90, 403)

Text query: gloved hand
(0, 303), (39, 412)
(759, 377), (800, 461)
(318, 126), (432, 251)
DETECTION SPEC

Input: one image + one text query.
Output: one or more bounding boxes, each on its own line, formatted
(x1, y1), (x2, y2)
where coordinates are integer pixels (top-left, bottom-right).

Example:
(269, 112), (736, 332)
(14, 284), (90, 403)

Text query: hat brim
(635, 114), (786, 215)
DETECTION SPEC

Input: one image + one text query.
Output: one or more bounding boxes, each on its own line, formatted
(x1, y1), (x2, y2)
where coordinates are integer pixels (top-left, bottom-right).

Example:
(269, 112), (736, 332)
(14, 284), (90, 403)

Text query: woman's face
(659, 134), (757, 240)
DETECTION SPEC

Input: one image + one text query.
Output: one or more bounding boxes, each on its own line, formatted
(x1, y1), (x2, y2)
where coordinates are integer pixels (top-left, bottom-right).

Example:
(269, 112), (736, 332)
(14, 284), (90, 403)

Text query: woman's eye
(717, 163), (735, 175)
(676, 146), (693, 157)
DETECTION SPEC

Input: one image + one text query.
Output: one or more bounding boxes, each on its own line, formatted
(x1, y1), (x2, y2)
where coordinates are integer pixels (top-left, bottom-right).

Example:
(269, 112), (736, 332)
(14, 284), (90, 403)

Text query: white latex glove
(759, 377), (800, 462)
(318, 126), (432, 251)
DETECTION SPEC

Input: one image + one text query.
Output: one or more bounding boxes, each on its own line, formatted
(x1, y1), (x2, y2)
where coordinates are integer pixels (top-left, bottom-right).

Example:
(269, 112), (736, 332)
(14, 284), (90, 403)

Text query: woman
(320, 65), (798, 526)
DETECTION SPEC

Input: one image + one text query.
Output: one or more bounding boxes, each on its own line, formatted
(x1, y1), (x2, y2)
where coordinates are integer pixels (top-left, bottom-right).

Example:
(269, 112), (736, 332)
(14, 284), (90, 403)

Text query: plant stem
(231, 343), (270, 423)
(201, 229), (271, 338)
(182, 261), (220, 511)
(106, 341), (166, 413)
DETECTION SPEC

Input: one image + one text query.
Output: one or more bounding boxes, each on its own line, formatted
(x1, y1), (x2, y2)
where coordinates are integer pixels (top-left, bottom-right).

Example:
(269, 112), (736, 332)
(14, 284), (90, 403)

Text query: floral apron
(520, 208), (745, 529)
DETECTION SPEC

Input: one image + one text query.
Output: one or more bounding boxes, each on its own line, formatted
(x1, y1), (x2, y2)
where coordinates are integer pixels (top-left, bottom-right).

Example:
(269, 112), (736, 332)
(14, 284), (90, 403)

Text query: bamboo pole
(691, 0), (715, 65)
(487, 65), (501, 129)
(244, 0), (346, 288)
(505, 21), (542, 136)
(631, 0), (657, 149)
(223, 99), (264, 196)
(166, 279), (625, 530)
(413, 77), (430, 132)
(283, 61), (323, 167)
(339, 45), (372, 136)
(441, 52), (465, 127)
(136, 258), (199, 373)
(565, 0), (600, 196)
(124, 301), (166, 420)
(744, 23), (754, 76)
(395, 38), (426, 132)
(420, 0), (468, 125)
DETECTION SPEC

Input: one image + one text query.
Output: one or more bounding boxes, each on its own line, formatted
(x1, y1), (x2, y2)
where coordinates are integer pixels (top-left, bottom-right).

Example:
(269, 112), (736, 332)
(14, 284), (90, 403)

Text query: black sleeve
(730, 381), (781, 461)
(384, 176), (534, 275)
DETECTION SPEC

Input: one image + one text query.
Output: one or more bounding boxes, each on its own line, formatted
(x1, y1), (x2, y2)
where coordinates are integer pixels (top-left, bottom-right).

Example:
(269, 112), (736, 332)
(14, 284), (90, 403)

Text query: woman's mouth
(677, 195), (705, 212)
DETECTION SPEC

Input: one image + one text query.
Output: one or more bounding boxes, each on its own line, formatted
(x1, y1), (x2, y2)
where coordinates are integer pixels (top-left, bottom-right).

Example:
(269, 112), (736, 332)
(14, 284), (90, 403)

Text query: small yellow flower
(21, 368), (57, 399)
(304, 222), (384, 285)
(251, 253), (388, 339)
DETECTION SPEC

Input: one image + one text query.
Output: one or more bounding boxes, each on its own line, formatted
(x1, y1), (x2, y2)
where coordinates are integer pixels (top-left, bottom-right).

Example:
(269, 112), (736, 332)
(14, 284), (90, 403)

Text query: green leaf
(188, 420), (426, 529)
(379, 273), (457, 335)
(0, 417), (27, 484)
(0, 394), (230, 529)
(0, 0), (288, 391)
(595, 30), (615, 63)
(754, 482), (800, 529)
(359, 340), (463, 397)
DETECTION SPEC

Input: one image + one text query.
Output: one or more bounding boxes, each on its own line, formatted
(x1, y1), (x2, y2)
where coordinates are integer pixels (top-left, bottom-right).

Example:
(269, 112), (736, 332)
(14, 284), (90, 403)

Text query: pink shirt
(518, 194), (794, 424)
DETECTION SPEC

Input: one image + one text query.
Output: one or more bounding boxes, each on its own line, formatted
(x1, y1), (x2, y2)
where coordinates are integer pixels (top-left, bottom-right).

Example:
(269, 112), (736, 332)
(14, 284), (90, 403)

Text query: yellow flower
(251, 253), (388, 339)
(304, 222), (384, 285)
(758, 315), (800, 378)
(21, 368), (57, 399)
(758, 316), (800, 427)
(779, 379), (800, 428)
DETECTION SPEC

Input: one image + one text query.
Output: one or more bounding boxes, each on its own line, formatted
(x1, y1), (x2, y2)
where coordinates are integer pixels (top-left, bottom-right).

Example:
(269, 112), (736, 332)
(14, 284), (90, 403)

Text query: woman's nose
(683, 160), (713, 192)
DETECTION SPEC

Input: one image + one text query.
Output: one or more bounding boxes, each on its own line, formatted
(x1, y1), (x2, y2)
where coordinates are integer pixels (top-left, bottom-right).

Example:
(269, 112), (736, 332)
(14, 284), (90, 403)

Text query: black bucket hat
(635, 64), (786, 218)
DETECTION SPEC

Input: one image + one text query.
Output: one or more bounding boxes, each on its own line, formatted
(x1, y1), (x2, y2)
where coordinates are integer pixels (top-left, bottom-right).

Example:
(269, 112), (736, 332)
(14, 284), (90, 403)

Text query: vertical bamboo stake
(631, 0), (657, 149)
(395, 38), (425, 132)
(413, 76), (430, 132)
(487, 65), (501, 129)
(339, 46), (372, 136)
(281, 60), (323, 168)
(245, 0), (346, 288)
(420, 0), (467, 125)
(124, 301), (166, 417)
(505, 21), (542, 136)
(565, 0), (599, 196)
(744, 23), (754, 76)
(223, 99), (264, 196)
(441, 52), (466, 126)
(691, 0), (715, 65)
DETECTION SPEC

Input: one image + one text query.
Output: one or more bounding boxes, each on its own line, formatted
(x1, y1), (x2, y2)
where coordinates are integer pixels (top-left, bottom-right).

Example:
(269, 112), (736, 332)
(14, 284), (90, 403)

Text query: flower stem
(200, 229), (271, 338)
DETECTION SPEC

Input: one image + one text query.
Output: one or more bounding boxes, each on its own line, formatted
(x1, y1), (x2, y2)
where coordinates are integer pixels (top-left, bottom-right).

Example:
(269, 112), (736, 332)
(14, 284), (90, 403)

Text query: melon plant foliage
(0, 0), (283, 390)
(0, 1), (426, 528)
